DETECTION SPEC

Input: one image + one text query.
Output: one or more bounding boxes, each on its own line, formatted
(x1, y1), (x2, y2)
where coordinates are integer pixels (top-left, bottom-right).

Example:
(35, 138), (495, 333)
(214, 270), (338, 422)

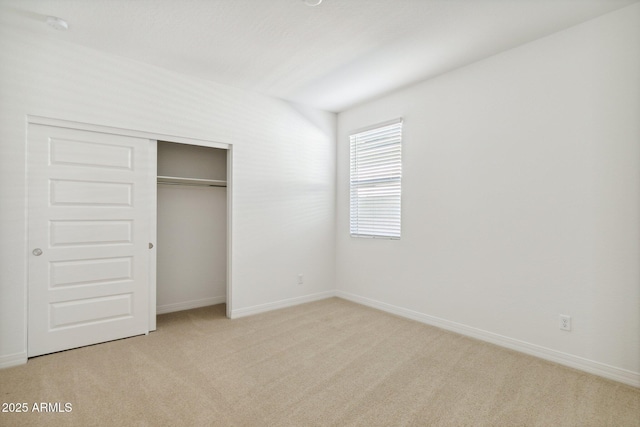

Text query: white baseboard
(230, 291), (336, 319)
(336, 291), (640, 388)
(157, 296), (226, 315)
(0, 352), (27, 369)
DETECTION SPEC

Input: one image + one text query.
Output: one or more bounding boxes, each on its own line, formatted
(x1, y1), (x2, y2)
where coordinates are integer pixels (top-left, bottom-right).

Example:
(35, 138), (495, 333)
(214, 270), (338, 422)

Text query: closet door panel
(27, 123), (151, 357)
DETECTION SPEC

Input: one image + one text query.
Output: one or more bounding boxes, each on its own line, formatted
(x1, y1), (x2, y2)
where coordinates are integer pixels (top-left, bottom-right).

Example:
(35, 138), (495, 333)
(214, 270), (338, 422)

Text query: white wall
(0, 23), (336, 365)
(157, 185), (227, 312)
(336, 4), (640, 385)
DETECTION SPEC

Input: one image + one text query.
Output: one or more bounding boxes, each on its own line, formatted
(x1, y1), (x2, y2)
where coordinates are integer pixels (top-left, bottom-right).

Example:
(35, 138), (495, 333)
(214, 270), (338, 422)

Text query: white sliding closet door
(27, 124), (151, 357)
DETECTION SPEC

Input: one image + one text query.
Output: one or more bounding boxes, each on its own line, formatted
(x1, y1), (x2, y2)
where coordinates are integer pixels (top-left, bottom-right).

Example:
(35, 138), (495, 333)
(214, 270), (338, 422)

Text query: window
(350, 119), (402, 239)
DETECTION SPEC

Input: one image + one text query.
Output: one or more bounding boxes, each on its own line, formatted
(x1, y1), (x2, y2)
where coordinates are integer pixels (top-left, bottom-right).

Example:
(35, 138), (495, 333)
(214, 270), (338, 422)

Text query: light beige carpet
(0, 298), (638, 426)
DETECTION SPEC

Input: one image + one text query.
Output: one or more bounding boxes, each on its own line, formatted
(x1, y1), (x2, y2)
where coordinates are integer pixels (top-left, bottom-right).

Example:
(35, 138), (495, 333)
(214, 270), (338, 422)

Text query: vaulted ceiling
(0, 0), (637, 112)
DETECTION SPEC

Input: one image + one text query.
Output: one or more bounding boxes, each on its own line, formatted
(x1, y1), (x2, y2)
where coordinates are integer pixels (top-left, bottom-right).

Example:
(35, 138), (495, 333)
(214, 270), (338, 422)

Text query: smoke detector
(46, 16), (69, 31)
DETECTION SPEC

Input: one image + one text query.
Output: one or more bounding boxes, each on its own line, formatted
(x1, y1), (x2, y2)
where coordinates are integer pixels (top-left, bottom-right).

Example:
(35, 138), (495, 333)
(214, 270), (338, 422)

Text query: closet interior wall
(156, 141), (227, 314)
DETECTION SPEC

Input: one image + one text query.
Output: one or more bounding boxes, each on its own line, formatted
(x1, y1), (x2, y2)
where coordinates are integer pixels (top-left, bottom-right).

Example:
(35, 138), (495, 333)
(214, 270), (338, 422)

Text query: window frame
(349, 118), (403, 240)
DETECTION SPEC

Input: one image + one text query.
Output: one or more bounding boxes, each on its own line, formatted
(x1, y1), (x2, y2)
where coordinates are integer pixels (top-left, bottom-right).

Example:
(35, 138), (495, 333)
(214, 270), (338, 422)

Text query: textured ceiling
(0, 0), (637, 112)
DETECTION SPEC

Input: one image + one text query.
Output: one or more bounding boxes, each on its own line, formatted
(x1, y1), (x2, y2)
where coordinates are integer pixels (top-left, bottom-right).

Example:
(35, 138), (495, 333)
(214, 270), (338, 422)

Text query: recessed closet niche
(156, 141), (227, 314)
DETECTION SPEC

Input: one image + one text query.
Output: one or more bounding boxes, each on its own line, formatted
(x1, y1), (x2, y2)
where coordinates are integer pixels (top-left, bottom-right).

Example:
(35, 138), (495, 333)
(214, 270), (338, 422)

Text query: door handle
(32, 248), (43, 256)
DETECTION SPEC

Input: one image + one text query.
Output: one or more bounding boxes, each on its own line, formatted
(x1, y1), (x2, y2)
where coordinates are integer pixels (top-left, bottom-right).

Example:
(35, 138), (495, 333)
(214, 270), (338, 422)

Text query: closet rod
(157, 175), (226, 188)
(157, 181), (226, 188)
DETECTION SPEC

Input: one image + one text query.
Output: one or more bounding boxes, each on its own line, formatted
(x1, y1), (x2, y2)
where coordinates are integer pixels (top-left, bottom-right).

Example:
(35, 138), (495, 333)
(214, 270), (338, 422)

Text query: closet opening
(154, 140), (229, 321)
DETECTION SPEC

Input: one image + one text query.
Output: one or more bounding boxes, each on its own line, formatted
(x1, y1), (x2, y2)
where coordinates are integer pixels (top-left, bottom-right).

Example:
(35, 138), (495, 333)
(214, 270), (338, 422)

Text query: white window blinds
(350, 119), (402, 239)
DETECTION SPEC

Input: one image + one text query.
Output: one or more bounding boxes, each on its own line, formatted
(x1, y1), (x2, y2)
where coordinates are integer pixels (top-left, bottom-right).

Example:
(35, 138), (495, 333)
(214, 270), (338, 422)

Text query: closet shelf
(157, 175), (227, 187)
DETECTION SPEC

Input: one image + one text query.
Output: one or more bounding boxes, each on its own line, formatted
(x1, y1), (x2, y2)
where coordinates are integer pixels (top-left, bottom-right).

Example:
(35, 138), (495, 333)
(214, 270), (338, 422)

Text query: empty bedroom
(0, 0), (638, 425)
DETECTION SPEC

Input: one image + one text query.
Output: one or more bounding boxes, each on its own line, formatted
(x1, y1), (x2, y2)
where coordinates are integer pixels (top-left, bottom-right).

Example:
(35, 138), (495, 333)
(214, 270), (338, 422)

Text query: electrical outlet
(559, 314), (571, 331)
(297, 274), (304, 285)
